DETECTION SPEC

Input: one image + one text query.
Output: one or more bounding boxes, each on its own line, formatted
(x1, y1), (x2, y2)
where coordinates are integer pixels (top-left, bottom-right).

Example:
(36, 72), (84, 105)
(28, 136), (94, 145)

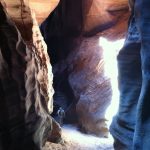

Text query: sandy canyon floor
(44, 125), (114, 150)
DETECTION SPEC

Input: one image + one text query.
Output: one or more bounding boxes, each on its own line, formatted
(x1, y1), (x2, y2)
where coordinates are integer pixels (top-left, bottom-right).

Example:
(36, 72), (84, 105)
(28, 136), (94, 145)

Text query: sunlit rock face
(1, 0), (59, 24)
(41, 0), (130, 137)
(67, 37), (112, 137)
(0, 1), (61, 149)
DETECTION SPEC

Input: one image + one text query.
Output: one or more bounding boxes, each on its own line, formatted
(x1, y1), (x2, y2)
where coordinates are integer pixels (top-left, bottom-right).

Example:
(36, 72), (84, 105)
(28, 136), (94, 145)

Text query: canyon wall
(0, 1), (60, 149)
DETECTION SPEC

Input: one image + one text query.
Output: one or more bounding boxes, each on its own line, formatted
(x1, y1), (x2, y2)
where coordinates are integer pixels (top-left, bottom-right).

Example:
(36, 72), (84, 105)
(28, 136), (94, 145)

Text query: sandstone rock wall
(0, 1), (61, 149)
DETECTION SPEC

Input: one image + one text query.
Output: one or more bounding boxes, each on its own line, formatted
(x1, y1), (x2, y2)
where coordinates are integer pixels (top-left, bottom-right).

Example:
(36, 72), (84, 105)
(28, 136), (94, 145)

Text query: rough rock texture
(67, 36), (112, 137)
(0, 1), (61, 149)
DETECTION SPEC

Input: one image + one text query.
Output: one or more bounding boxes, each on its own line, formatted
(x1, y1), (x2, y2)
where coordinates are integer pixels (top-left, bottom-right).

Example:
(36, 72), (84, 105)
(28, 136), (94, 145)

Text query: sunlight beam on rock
(99, 37), (125, 125)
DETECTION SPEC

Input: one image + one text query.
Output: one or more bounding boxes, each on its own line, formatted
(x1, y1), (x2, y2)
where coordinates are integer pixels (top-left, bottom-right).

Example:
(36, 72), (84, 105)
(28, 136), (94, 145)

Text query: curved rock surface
(0, 0), (61, 149)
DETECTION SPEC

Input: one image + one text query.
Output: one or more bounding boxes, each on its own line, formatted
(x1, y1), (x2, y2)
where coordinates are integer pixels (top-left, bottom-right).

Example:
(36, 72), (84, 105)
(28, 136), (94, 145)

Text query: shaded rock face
(41, 0), (130, 137)
(0, 1), (61, 150)
(41, 0), (83, 124)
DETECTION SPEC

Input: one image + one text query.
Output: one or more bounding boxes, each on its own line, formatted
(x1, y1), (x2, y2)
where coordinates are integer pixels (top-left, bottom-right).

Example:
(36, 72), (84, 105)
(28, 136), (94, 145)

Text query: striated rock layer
(0, 0), (60, 149)
(67, 36), (112, 137)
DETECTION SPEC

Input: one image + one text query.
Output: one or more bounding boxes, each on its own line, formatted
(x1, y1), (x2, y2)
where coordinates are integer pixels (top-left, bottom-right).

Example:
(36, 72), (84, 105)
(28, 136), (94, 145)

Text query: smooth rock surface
(67, 36), (112, 137)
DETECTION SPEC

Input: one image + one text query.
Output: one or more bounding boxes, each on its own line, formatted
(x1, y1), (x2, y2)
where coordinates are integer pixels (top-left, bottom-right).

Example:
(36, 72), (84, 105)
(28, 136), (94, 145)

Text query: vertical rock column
(1, 0), (61, 149)
(67, 36), (112, 137)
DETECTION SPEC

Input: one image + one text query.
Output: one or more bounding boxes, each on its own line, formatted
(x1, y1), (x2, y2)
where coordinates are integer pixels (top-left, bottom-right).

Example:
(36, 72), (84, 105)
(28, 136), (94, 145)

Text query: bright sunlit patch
(62, 125), (114, 149)
(99, 37), (125, 78)
(99, 37), (125, 125)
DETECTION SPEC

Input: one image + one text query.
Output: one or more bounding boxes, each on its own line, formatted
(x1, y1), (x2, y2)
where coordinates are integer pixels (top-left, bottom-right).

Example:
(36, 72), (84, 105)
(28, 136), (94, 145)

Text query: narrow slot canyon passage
(0, 0), (130, 150)
(43, 37), (125, 150)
